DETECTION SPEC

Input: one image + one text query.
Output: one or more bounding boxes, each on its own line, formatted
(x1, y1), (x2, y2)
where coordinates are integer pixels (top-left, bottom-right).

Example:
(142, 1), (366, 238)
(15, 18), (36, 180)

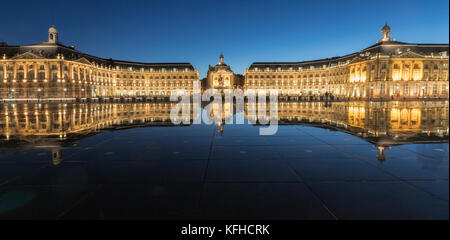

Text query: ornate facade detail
(0, 25), (199, 99)
(0, 24), (448, 100)
(244, 24), (449, 99)
(204, 54), (237, 93)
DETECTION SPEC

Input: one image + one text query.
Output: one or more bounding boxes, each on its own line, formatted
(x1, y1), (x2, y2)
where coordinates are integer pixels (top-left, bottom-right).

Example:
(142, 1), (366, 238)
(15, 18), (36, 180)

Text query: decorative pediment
(395, 51), (424, 58)
(75, 57), (92, 65)
(11, 52), (43, 59)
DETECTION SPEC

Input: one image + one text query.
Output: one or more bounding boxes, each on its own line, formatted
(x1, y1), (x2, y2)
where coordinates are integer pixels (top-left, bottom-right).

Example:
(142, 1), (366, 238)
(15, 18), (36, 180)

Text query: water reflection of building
(245, 24), (449, 99)
(2, 101), (448, 142)
(1, 101), (448, 163)
(246, 100), (448, 161)
(0, 102), (193, 140)
(208, 101), (236, 134)
(245, 101), (449, 143)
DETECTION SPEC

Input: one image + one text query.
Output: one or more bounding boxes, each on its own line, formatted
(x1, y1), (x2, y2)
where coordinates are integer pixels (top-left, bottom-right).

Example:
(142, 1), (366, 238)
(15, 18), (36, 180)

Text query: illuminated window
(413, 85), (418, 95)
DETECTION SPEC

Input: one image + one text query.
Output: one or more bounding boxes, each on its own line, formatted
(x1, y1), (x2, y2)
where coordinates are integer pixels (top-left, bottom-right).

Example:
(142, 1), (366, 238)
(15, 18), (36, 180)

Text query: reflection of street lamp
(52, 149), (62, 166)
(377, 146), (386, 163)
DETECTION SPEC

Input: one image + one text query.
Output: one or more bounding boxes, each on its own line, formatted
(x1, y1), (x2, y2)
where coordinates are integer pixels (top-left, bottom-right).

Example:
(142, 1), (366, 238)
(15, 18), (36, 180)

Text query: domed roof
(48, 25), (58, 34)
(382, 23), (391, 31)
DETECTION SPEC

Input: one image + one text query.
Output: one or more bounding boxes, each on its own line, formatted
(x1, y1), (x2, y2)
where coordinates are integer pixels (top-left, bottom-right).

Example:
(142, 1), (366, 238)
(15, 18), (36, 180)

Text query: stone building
(203, 54), (242, 93)
(0, 26), (199, 100)
(245, 24), (449, 99)
(0, 24), (448, 101)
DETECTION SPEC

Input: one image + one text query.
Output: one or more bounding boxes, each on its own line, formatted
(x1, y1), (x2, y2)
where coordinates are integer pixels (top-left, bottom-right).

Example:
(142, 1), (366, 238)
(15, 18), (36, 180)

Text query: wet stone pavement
(0, 124), (448, 220)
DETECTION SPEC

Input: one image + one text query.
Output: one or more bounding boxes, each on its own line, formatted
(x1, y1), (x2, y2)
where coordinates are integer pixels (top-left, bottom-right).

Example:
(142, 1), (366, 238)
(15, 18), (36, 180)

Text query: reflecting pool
(0, 100), (448, 219)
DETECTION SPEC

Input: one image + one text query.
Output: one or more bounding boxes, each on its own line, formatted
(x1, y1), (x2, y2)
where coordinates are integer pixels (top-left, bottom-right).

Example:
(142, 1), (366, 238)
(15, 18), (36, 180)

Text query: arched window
(28, 70), (34, 80)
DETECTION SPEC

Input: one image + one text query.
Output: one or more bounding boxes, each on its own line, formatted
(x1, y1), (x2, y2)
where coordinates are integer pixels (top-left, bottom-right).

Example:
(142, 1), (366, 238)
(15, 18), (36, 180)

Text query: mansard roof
(209, 63), (232, 72)
(249, 41), (449, 71)
(0, 41), (195, 71)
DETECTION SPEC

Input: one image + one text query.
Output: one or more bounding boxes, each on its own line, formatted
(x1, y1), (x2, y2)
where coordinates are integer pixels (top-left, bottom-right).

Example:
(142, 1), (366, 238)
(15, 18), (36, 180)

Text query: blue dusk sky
(0, 0), (448, 78)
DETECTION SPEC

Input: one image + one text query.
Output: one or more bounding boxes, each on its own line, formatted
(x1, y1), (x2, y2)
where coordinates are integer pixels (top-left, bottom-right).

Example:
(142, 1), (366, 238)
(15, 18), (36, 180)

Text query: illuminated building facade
(1, 24), (448, 100)
(245, 24), (449, 99)
(0, 26), (199, 100)
(203, 54), (237, 93)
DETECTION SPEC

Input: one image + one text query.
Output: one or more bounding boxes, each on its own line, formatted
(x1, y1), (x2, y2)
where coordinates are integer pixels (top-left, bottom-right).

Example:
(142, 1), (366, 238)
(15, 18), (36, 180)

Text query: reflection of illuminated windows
(401, 109), (408, 125)
(411, 109), (420, 126)
(391, 108), (399, 124)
